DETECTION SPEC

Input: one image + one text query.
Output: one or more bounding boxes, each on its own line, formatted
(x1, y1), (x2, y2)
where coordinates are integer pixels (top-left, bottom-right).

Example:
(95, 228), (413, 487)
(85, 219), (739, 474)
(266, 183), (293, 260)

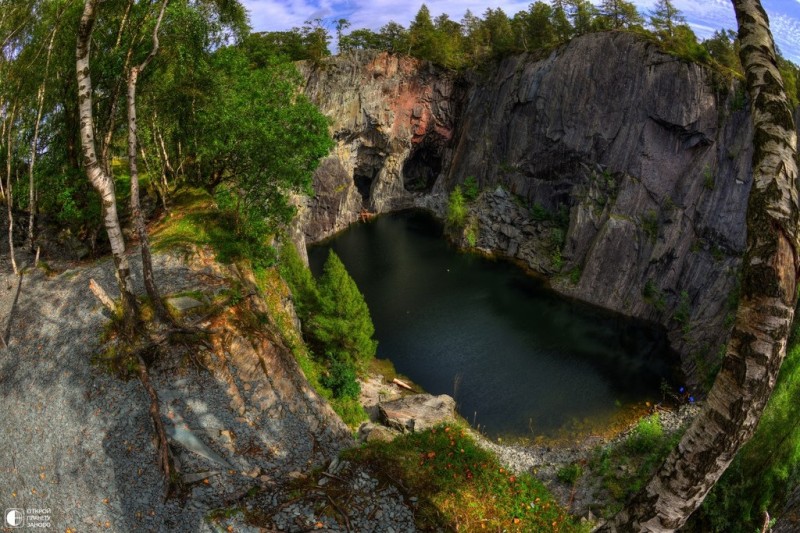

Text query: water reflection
(309, 210), (679, 438)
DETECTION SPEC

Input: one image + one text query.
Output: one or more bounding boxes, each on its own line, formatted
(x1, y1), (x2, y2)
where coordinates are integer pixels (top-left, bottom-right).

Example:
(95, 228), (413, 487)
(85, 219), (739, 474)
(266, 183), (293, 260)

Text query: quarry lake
(308, 210), (679, 439)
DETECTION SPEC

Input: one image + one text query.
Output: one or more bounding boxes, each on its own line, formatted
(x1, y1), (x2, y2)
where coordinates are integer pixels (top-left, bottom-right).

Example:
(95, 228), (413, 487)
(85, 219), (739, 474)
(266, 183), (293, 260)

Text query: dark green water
(308, 210), (679, 439)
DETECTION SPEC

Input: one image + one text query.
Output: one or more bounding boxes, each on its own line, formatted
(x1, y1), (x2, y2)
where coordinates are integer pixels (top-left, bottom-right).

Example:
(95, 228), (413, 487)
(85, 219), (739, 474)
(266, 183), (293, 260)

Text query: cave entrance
(353, 146), (386, 203)
(402, 142), (442, 193)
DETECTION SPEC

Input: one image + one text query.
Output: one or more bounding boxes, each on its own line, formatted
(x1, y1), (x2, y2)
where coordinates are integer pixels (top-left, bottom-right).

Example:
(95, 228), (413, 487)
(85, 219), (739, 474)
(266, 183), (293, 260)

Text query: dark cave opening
(354, 167), (377, 203)
(402, 143), (442, 193)
(353, 146), (386, 203)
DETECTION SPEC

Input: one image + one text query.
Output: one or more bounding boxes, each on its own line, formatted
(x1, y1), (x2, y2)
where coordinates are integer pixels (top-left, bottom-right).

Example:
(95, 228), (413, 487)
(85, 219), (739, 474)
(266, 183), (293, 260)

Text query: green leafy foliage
(590, 413), (682, 517)
(446, 185), (468, 228)
(278, 244), (321, 319)
(325, 0), (800, 86)
(557, 463), (583, 486)
(192, 46), (332, 235)
(649, 0), (685, 38)
(569, 267), (582, 285)
(320, 356), (361, 399)
(625, 413), (664, 454)
(596, 0), (644, 30)
(462, 176), (480, 201)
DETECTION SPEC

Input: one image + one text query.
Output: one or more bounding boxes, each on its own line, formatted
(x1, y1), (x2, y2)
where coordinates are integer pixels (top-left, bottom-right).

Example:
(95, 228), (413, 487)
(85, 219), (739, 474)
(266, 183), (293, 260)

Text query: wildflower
(689, 396), (695, 403)
(679, 386), (685, 393)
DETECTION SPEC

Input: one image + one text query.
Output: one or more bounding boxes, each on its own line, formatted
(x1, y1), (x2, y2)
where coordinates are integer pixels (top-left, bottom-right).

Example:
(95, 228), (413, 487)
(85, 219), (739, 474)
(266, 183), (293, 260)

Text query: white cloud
(245, 0), (329, 31)
(770, 12), (800, 63)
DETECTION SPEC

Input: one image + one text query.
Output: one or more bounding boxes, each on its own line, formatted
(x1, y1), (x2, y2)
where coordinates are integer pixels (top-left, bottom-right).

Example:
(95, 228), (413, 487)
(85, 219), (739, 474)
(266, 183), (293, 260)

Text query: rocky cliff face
(297, 32), (797, 386)
(295, 51), (461, 243)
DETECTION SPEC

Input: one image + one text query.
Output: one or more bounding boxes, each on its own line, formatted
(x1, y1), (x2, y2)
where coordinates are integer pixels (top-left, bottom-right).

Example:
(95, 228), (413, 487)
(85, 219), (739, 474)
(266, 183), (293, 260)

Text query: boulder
(357, 422), (400, 443)
(378, 394), (456, 433)
(167, 296), (204, 312)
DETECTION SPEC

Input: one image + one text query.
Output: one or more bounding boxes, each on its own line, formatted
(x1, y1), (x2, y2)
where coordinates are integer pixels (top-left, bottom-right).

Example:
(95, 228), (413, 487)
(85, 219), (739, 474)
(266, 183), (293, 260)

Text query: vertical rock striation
(297, 32), (799, 386)
(296, 50), (461, 242)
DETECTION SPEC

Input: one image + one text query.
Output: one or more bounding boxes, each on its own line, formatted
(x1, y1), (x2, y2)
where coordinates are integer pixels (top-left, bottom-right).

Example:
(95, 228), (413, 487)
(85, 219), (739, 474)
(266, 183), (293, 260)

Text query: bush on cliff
(312, 251), (378, 375)
(447, 185), (468, 228)
(281, 245), (377, 405)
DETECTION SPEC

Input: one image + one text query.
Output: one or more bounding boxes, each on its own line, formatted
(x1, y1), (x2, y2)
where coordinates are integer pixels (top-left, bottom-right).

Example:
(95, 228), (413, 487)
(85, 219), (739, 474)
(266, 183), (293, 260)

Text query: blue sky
(241, 0), (800, 63)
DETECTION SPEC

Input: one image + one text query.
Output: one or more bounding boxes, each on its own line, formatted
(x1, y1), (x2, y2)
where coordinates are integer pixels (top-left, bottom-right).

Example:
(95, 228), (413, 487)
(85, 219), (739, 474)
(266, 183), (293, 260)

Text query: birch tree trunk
(598, 0), (799, 530)
(6, 100), (17, 275)
(77, 0), (139, 335)
(127, 0), (170, 323)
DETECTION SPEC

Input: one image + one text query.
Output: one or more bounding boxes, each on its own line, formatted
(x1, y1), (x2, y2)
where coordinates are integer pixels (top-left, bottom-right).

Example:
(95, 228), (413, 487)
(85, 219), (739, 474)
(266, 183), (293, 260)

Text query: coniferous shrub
(279, 243), (320, 318)
(312, 251), (378, 375)
(281, 246), (377, 402)
(447, 186), (467, 228)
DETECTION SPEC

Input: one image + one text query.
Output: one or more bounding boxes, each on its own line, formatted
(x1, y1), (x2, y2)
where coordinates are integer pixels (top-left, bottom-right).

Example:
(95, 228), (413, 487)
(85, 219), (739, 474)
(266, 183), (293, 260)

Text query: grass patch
(151, 187), (276, 268)
(557, 463), (583, 486)
(625, 414), (664, 454)
(589, 412), (682, 518)
(344, 422), (585, 531)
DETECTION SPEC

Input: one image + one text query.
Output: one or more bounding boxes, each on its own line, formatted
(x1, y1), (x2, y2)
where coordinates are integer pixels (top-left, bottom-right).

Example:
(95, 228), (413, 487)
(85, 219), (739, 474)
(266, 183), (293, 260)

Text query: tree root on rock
(136, 353), (178, 500)
(89, 277), (185, 499)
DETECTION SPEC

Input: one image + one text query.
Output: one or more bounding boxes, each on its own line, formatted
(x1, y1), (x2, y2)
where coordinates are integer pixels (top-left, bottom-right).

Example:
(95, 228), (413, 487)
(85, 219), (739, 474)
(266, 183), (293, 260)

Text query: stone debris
(379, 393), (456, 433)
(265, 463), (416, 532)
(0, 249), (372, 532)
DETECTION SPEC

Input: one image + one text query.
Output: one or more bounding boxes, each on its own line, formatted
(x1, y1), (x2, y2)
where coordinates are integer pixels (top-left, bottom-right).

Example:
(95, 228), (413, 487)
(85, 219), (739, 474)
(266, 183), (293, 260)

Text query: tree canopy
(316, 0), (800, 97)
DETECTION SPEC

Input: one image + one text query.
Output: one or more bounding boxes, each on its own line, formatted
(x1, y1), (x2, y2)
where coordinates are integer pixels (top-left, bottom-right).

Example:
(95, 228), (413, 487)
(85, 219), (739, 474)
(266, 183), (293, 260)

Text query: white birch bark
(598, 0), (799, 530)
(77, 0), (139, 332)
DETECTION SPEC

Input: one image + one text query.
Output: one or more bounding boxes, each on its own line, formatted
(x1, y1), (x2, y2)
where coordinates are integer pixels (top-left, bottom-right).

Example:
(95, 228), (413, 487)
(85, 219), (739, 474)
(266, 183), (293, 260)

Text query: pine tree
(409, 4), (436, 60)
(483, 8), (515, 56)
(650, 0), (685, 38)
(279, 243), (320, 319)
(565, 0), (596, 35)
(524, 2), (557, 50)
(551, 0), (574, 43)
(599, 0), (643, 30)
(312, 251), (377, 374)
